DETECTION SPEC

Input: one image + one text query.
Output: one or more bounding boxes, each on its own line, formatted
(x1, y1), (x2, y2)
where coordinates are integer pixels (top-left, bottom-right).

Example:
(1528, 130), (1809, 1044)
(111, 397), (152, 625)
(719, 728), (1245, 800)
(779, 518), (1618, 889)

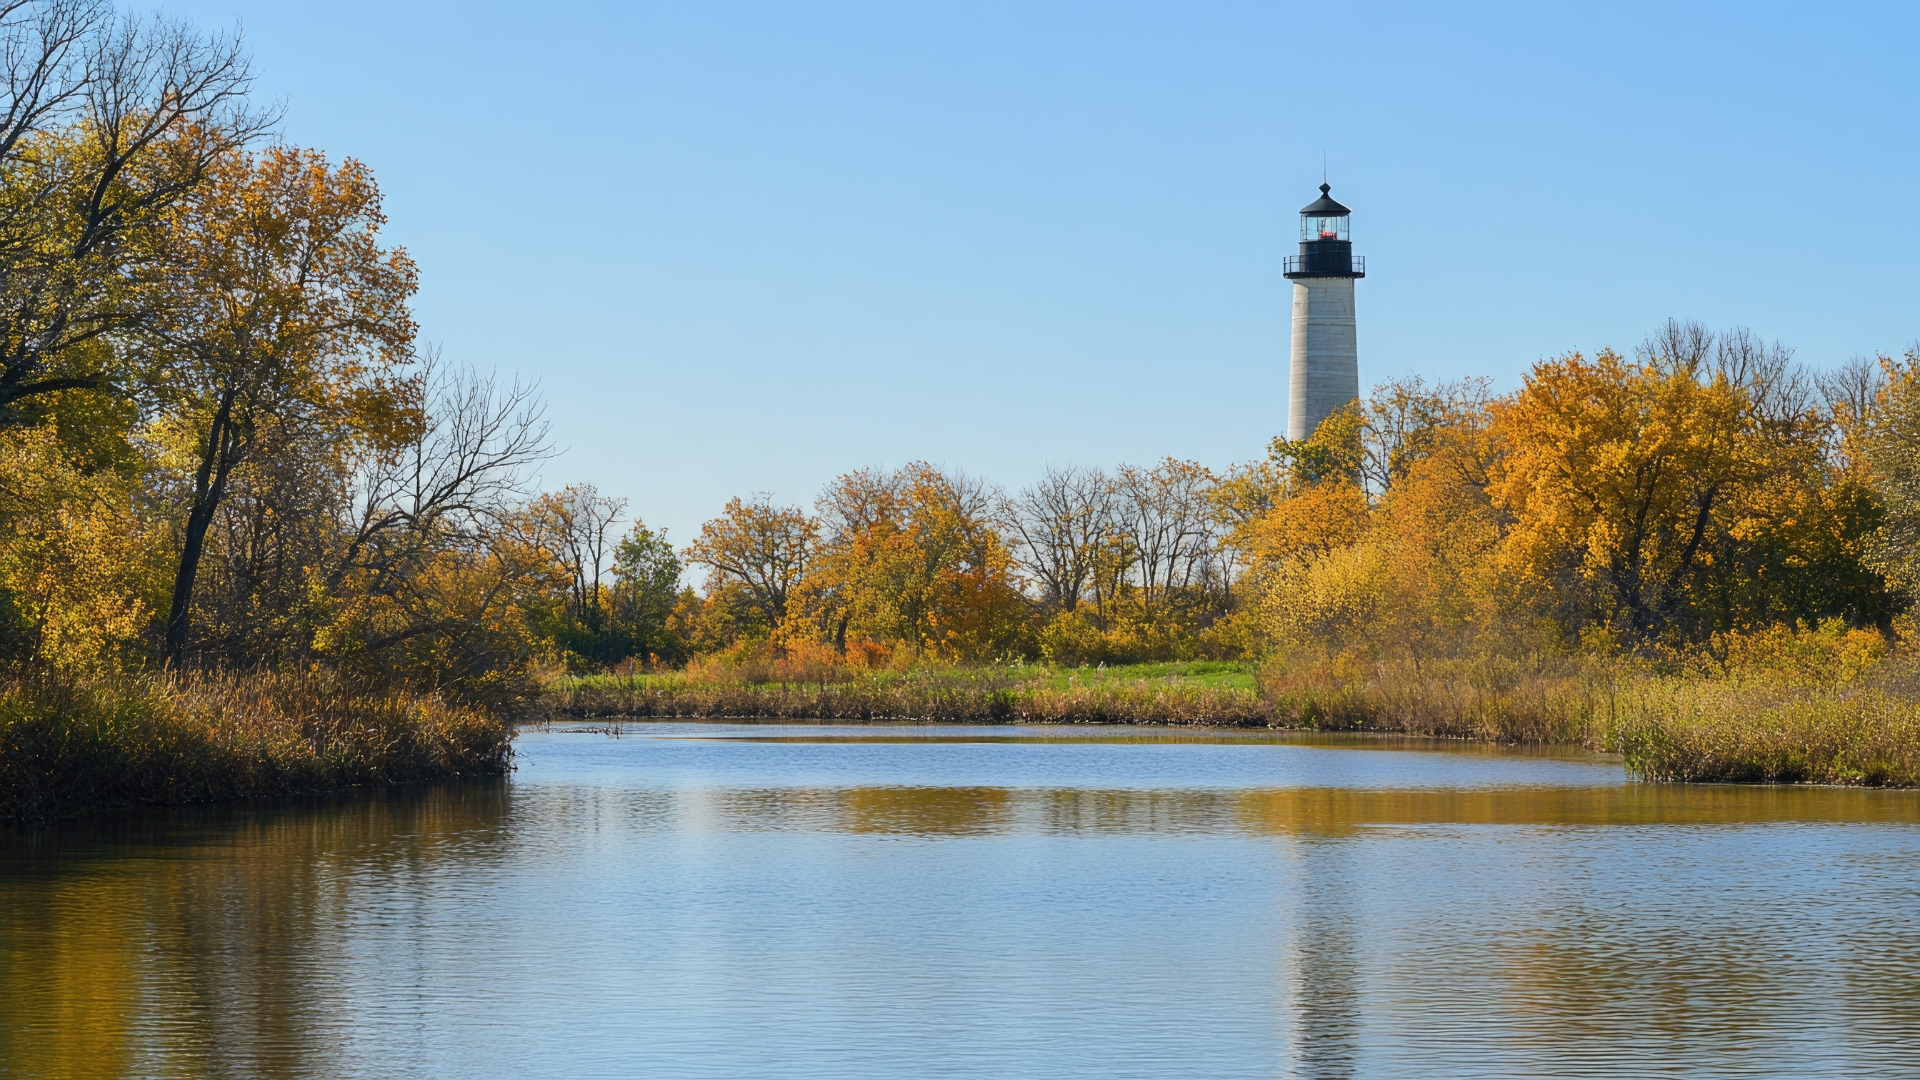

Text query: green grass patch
(1024, 661), (1258, 691)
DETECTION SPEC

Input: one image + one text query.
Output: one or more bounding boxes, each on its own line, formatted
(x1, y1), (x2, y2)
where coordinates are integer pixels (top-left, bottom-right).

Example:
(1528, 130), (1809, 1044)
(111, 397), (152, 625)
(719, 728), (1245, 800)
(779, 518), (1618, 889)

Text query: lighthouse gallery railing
(1282, 254), (1365, 276)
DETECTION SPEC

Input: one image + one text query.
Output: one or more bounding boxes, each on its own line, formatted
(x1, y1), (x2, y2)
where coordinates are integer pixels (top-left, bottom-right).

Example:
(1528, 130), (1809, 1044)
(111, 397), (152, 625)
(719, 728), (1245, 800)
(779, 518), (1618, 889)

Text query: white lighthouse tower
(1284, 183), (1365, 442)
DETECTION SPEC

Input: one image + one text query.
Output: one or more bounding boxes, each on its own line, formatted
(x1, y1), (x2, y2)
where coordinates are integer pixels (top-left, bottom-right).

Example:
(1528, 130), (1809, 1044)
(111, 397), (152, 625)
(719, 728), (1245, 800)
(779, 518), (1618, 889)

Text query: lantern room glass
(1301, 214), (1349, 242)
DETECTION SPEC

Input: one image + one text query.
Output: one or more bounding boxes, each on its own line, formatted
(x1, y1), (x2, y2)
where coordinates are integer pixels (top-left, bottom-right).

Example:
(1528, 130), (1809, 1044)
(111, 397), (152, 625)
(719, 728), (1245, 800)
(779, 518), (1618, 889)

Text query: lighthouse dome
(1298, 183), (1351, 216)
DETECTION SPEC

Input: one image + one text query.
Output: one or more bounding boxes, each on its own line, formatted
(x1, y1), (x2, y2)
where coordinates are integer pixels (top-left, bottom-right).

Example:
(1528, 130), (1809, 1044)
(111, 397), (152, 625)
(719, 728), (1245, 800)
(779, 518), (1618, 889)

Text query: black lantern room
(1283, 183), (1365, 279)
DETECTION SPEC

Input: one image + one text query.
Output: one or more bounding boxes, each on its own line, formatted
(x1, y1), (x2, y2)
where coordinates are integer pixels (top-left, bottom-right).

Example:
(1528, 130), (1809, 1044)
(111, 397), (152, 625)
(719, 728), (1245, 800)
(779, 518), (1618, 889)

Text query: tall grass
(549, 656), (1595, 733)
(1254, 635), (1920, 786)
(1617, 675), (1920, 786)
(0, 670), (512, 821)
(552, 656), (1601, 736)
(549, 663), (1269, 725)
(1255, 654), (1613, 743)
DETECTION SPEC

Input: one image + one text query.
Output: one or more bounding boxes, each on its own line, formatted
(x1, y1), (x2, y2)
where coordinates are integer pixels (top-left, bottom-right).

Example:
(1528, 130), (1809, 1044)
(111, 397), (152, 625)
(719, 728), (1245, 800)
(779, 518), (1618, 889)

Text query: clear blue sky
(170, 0), (1920, 544)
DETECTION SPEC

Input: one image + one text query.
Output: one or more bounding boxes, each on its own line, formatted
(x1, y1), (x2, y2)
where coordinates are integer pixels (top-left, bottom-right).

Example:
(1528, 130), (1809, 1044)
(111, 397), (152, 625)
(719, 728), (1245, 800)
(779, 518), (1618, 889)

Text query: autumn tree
(1232, 408), (1371, 569)
(141, 144), (418, 664)
(1861, 351), (1920, 596)
(803, 463), (1023, 660)
(0, 422), (159, 671)
(0, 1), (273, 423)
(1489, 346), (1745, 639)
(803, 467), (905, 648)
(1485, 323), (1881, 644)
(685, 495), (816, 633)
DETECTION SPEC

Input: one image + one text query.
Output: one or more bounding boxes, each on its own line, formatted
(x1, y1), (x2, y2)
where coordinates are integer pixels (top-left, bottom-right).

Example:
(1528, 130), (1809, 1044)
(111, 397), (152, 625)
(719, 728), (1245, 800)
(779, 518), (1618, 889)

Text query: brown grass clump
(0, 670), (512, 821)
(1255, 654), (1611, 744)
(1617, 676), (1920, 786)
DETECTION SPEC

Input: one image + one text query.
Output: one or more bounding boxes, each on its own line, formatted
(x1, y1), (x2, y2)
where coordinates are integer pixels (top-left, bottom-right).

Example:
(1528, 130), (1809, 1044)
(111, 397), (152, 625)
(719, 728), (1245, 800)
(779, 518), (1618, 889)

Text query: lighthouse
(1283, 183), (1365, 442)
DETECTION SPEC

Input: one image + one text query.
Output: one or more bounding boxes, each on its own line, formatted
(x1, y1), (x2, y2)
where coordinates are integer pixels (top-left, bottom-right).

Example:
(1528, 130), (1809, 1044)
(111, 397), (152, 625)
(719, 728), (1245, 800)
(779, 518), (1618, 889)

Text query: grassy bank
(0, 671), (513, 822)
(548, 661), (1269, 725)
(550, 643), (1920, 788)
(547, 657), (1600, 737)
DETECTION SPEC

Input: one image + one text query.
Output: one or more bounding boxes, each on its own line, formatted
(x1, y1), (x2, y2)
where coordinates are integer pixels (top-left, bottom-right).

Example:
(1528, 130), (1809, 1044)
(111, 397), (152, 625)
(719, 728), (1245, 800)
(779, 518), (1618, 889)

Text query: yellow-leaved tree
(140, 144), (420, 665)
(1490, 345), (1795, 642)
(0, 423), (162, 673)
(1248, 389), (1504, 665)
(683, 495), (818, 651)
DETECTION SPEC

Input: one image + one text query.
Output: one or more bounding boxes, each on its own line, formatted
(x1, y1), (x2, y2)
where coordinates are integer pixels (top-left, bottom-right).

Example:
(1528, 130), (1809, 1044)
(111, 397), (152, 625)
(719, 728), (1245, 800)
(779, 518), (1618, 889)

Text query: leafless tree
(536, 484), (629, 624)
(0, 0), (102, 161)
(1360, 375), (1495, 494)
(1819, 355), (1885, 430)
(1714, 326), (1812, 426)
(1637, 318), (1717, 378)
(1004, 463), (1111, 612)
(168, 355), (552, 673)
(331, 356), (551, 595)
(1111, 458), (1219, 614)
(304, 360), (554, 691)
(926, 464), (996, 524)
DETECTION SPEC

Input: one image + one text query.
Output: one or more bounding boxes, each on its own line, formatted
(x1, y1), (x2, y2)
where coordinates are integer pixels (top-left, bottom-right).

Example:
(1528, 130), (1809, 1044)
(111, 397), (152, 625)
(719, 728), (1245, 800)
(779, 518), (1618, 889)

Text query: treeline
(559, 321), (1919, 676)
(1241, 322), (1912, 667)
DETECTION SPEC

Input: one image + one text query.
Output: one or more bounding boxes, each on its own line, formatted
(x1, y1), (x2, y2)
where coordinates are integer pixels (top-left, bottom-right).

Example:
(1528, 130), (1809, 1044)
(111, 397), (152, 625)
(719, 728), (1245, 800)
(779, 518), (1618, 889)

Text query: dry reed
(1617, 677), (1920, 786)
(0, 670), (512, 821)
(1256, 655), (1614, 744)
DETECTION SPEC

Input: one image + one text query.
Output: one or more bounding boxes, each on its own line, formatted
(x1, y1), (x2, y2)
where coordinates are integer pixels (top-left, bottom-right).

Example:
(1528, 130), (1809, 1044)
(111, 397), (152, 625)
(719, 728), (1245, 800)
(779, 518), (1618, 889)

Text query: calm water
(4, 724), (1920, 1079)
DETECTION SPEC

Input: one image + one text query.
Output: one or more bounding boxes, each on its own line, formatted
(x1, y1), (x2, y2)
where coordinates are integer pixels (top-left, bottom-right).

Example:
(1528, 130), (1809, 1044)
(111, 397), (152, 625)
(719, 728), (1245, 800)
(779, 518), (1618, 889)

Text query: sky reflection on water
(3, 724), (1918, 1078)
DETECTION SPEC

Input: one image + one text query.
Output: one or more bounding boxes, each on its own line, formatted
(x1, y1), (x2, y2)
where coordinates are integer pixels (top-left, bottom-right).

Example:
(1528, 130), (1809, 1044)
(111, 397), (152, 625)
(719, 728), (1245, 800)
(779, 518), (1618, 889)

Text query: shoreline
(544, 661), (1920, 789)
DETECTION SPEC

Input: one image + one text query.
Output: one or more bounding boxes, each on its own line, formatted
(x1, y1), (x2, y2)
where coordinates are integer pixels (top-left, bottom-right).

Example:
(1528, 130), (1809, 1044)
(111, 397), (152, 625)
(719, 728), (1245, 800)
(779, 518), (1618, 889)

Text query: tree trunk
(164, 390), (241, 666)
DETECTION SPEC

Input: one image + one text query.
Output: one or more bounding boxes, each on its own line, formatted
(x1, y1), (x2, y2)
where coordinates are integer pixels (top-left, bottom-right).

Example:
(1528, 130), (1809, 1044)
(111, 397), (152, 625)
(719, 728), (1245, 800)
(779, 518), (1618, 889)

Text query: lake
(4, 723), (1919, 1078)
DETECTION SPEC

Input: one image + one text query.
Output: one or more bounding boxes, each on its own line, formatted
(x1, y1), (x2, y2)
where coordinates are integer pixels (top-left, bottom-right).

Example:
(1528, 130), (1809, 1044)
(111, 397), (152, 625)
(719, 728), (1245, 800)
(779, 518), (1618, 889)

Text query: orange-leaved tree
(685, 495), (818, 643)
(802, 463), (1025, 661)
